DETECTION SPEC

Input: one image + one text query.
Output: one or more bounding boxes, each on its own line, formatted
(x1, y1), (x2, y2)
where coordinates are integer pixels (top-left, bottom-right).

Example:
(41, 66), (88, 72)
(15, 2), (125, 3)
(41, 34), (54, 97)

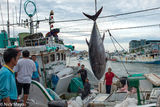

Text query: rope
(108, 30), (130, 75)
(108, 31), (127, 52)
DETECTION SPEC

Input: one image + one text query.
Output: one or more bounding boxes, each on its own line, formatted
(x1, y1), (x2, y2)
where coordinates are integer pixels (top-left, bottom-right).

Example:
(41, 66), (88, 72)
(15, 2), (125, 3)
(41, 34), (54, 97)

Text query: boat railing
(24, 37), (49, 46)
(24, 37), (65, 49)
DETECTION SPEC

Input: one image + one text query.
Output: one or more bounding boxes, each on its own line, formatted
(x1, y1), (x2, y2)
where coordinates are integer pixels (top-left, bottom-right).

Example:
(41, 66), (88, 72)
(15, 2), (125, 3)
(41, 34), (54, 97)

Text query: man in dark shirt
(78, 64), (87, 85)
(81, 78), (91, 100)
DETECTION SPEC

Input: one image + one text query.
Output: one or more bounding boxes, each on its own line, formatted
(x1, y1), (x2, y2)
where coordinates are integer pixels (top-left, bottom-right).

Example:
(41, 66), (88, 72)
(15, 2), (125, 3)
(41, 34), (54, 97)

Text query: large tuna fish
(83, 7), (107, 80)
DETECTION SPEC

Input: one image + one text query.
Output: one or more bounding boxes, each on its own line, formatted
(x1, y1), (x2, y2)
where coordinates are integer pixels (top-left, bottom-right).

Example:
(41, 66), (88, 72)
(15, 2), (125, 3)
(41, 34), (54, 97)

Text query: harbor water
(67, 57), (160, 78)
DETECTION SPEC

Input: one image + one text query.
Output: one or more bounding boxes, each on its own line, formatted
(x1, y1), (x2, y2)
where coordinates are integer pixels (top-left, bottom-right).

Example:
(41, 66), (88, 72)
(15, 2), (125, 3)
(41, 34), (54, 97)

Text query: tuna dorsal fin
(86, 38), (89, 46)
(83, 7), (103, 21)
(102, 32), (105, 42)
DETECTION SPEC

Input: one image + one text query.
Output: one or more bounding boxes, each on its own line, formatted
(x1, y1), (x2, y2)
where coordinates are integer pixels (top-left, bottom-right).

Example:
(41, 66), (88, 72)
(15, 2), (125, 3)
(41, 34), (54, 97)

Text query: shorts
(16, 81), (30, 96)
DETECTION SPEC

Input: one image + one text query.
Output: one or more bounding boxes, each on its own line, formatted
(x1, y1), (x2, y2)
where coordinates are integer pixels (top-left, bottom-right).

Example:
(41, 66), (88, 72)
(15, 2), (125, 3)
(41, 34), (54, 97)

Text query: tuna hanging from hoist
(83, 7), (107, 80)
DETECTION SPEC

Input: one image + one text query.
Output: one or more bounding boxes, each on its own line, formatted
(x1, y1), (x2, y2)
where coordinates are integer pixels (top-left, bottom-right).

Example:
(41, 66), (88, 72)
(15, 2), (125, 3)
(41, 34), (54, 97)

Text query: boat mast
(7, 0), (11, 46)
(49, 10), (54, 45)
(0, 4), (4, 30)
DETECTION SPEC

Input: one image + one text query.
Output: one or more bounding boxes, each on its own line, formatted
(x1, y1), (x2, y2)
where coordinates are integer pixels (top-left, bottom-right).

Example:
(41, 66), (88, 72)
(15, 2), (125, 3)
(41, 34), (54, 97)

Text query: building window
(50, 54), (55, 62)
(56, 53), (60, 61)
(43, 56), (49, 64)
(64, 54), (66, 61)
(61, 53), (64, 60)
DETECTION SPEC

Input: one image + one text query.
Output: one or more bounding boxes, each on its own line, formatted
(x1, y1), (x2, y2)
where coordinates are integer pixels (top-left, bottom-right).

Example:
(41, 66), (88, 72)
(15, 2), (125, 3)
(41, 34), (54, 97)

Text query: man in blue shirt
(31, 55), (41, 82)
(0, 48), (19, 107)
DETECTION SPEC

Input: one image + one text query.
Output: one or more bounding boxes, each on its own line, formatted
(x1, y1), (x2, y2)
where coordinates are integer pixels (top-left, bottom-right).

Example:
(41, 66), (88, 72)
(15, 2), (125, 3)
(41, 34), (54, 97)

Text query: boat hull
(114, 56), (160, 64)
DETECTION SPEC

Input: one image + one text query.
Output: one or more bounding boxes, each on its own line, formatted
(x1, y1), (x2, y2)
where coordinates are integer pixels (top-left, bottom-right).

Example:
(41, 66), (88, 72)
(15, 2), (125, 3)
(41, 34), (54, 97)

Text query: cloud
(1, 0), (160, 52)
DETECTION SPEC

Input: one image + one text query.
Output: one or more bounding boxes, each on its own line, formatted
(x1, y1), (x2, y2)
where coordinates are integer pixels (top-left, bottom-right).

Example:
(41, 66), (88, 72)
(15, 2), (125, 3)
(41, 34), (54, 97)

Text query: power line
(55, 6), (160, 23)
(108, 23), (160, 31)
(59, 34), (90, 37)
(1, 6), (160, 26)
(60, 12), (160, 30)
(3, 22), (158, 34)
(15, 6), (160, 24)
(100, 6), (160, 18)
(59, 23), (160, 34)
(1, 5), (160, 36)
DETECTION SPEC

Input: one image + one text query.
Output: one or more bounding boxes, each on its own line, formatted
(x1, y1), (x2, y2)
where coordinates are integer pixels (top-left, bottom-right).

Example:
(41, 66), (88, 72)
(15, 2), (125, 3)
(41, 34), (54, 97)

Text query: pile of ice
(68, 96), (83, 107)
(115, 98), (137, 107)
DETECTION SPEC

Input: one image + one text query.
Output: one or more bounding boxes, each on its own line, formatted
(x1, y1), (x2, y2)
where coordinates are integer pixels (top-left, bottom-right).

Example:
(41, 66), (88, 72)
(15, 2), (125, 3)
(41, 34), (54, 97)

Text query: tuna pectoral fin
(102, 32), (105, 42)
(86, 38), (89, 46)
(83, 7), (103, 21)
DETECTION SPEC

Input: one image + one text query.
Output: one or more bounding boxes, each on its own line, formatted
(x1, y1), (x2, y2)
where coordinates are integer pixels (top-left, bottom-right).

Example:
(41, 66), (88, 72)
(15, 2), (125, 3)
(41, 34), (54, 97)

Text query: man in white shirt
(14, 50), (36, 106)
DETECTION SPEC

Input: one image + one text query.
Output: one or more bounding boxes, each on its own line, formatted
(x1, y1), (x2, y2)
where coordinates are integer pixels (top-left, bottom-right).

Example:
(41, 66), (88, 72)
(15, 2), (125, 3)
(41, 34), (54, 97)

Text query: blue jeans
(106, 85), (111, 94)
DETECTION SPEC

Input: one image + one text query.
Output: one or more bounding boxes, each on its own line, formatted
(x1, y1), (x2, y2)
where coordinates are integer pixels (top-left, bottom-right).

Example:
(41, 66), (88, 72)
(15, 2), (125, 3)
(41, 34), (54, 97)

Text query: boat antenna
(12, 8), (15, 37)
(19, 0), (22, 25)
(7, 0), (11, 46)
(15, 6), (18, 24)
(0, 4), (4, 30)
(108, 30), (130, 75)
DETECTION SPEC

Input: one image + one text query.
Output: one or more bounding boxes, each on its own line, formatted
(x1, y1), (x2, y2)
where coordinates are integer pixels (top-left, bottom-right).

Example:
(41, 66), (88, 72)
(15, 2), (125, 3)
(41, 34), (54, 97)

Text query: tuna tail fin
(83, 7), (103, 21)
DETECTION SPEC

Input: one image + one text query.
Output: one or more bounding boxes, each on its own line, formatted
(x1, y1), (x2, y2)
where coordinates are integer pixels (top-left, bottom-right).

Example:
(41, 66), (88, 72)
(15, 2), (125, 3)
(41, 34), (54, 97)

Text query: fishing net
(68, 77), (84, 93)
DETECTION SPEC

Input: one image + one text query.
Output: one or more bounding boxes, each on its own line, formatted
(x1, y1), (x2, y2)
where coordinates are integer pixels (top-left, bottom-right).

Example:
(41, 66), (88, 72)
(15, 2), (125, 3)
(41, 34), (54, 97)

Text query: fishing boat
(113, 53), (160, 64)
(112, 40), (160, 64)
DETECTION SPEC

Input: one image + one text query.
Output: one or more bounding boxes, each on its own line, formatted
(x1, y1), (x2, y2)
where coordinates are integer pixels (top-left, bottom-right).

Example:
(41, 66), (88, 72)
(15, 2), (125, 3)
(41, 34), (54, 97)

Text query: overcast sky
(0, 0), (160, 52)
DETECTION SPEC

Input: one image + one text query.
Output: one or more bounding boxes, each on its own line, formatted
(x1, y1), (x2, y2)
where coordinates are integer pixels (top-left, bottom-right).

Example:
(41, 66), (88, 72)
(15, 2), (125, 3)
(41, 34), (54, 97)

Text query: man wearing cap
(104, 67), (119, 94)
